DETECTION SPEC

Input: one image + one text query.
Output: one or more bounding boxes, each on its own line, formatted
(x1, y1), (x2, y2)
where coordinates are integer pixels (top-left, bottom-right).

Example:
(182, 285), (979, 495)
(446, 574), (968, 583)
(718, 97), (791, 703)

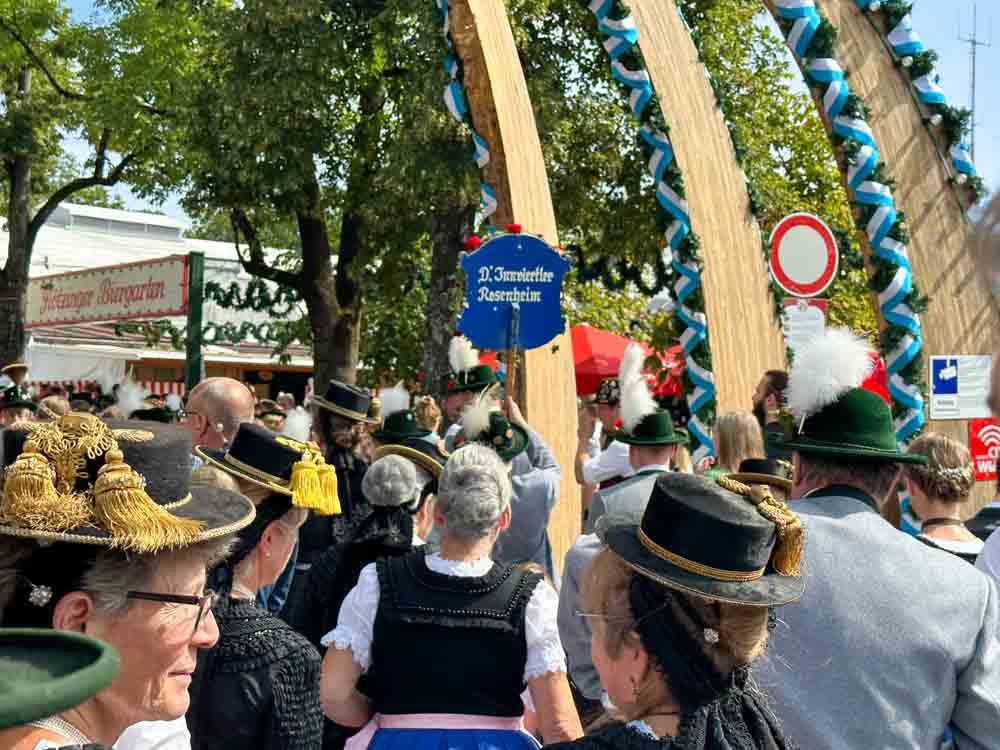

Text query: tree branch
(0, 16), (88, 101)
(25, 151), (141, 266)
(229, 208), (303, 292)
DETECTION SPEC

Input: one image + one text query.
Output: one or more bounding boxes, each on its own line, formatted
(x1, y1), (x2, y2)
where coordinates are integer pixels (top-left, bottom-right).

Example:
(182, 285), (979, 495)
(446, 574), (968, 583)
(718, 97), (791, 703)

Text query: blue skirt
(367, 728), (541, 750)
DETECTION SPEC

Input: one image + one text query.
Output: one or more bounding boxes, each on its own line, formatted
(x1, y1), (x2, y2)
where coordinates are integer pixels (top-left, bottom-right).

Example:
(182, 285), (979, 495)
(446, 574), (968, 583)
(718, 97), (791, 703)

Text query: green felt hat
(0, 629), (121, 729)
(0, 385), (35, 413)
(615, 410), (688, 447)
(373, 410), (432, 443)
(774, 388), (926, 464)
(454, 410), (528, 462)
(448, 364), (497, 395)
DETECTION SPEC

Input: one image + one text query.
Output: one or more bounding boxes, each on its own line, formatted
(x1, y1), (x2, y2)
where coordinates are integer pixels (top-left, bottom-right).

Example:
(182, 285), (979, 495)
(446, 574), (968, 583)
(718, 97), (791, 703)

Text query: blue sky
(63, 1), (996, 221)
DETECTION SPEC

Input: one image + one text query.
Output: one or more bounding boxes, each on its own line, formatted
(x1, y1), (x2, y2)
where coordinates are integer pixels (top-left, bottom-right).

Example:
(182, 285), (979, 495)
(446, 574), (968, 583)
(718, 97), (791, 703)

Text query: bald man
(182, 377), (256, 459)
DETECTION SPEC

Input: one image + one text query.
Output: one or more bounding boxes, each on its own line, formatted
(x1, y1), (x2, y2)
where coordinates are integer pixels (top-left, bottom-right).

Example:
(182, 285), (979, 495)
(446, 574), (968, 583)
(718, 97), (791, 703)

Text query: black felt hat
(313, 380), (379, 424)
(129, 406), (173, 423)
(0, 414), (255, 553)
(729, 458), (793, 494)
(0, 385), (35, 413)
(0, 629), (121, 730)
(602, 473), (805, 607)
(373, 410), (432, 443)
(196, 422), (341, 516)
(373, 435), (450, 479)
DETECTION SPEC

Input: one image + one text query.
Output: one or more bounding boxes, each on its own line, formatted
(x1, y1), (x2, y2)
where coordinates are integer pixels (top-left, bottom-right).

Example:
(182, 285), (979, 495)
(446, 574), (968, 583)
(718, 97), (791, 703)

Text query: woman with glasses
(320, 443), (583, 749)
(548, 473), (802, 750)
(0, 414), (255, 749)
(188, 422), (336, 750)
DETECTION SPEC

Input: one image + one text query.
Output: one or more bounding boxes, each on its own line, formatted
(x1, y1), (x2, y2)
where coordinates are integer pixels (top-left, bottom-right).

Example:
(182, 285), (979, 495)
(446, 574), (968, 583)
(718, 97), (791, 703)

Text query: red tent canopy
(570, 324), (682, 398)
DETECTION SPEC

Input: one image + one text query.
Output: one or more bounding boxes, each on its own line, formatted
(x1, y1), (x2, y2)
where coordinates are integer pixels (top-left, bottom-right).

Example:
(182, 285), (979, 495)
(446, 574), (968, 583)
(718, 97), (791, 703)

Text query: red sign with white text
(969, 418), (1000, 482)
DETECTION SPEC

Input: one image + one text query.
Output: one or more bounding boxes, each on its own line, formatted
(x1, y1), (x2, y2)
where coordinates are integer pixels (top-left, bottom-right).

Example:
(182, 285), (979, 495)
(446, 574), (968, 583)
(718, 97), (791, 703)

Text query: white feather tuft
(165, 393), (183, 412)
(116, 378), (148, 419)
(282, 407), (313, 443)
(786, 328), (874, 418)
(378, 383), (411, 420)
(448, 336), (479, 374)
(618, 343), (657, 433)
(460, 388), (497, 440)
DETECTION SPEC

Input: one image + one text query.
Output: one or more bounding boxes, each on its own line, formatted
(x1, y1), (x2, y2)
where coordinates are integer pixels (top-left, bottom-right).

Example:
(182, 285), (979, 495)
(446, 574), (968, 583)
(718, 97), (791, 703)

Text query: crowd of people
(3, 308), (1000, 749)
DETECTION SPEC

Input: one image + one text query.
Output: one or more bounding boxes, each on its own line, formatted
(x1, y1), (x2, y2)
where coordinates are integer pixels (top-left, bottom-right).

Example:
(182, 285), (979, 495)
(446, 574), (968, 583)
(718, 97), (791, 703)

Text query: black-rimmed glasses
(127, 590), (218, 638)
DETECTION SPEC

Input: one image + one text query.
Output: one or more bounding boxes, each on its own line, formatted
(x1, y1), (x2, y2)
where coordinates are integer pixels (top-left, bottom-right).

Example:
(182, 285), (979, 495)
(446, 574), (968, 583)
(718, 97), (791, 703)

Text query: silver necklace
(28, 715), (92, 744)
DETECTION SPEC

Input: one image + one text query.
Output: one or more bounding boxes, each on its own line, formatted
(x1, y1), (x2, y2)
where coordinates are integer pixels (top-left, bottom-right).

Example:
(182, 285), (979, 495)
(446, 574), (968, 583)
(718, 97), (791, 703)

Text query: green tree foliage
(0, 0), (199, 362)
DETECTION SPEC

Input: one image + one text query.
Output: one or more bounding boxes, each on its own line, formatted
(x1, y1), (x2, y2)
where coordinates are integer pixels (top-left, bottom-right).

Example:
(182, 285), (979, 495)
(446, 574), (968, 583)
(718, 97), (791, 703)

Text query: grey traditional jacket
(756, 485), (1000, 750)
(557, 532), (603, 700)
(586, 466), (668, 534)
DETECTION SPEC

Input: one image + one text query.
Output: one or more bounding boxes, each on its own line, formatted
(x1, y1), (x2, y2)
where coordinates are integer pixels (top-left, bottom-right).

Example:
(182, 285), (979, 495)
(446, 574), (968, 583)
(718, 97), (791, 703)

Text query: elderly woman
(548, 473), (801, 750)
(189, 422), (334, 749)
(0, 414), (255, 749)
(902, 433), (982, 564)
(319, 444), (582, 748)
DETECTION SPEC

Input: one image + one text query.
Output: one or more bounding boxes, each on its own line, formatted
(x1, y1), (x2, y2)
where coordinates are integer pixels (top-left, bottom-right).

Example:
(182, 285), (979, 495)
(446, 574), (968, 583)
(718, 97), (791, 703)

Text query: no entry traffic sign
(769, 213), (839, 298)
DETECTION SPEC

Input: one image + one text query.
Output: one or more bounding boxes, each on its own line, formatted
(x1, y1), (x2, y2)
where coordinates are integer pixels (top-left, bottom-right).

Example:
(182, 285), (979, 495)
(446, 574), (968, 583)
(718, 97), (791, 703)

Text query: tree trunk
(1, 69), (33, 366)
(422, 202), (476, 402)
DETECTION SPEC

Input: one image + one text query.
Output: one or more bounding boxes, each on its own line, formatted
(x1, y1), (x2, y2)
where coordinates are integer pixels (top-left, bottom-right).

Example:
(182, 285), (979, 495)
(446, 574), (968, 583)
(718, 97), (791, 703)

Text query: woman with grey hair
(0, 415), (255, 749)
(319, 444), (583, 749)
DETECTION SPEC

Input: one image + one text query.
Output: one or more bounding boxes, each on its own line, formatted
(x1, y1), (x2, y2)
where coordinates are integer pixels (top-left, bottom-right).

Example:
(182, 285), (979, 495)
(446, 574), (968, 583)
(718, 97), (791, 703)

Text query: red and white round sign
(769, 213), (839, 298)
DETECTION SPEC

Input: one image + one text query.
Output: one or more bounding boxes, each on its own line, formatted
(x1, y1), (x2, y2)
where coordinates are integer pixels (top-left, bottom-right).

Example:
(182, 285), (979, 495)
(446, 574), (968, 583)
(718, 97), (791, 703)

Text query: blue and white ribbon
(589, 0), (716, 457)
(775, 0), (925, 443)
(859, 4), (981, 186)
(435, 0), (497, 222)
(887, 15), (925, 57)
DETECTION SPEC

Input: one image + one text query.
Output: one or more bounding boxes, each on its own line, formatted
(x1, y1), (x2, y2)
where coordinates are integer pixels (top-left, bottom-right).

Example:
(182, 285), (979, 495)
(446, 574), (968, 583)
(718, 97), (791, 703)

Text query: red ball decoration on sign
(506, 223), (522, 234)
(464, 236), (482, 251)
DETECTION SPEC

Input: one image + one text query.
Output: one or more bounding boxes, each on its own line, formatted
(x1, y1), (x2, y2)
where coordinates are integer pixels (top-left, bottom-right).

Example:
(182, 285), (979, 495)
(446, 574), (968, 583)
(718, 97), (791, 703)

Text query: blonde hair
(583, 548), (768, 719)
(904, 432), (974, 503)
(714, 412), (764, 473)
(413, 395), (442, 433)
(673, 445), (693, 474)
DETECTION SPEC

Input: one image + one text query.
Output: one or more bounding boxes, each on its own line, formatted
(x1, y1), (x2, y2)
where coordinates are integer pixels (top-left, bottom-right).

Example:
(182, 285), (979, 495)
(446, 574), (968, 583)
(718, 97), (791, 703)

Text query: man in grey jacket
(756, 329), (1000, 749)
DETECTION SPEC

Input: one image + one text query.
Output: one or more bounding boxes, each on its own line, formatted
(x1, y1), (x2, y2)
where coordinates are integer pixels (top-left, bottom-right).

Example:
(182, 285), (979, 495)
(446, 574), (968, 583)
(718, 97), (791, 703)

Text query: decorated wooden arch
(434, 0), (1000, 564)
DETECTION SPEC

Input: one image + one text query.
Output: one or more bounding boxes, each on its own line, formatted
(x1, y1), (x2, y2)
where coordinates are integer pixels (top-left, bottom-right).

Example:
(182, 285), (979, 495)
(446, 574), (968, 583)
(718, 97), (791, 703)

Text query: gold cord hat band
(638, 527), (766, 583)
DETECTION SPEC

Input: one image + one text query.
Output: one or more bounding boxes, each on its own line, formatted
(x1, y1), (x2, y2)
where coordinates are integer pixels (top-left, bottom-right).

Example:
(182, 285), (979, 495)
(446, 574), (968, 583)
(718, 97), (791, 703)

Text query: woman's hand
(527, 671), (584, 744)
(320, 647), (372, 728)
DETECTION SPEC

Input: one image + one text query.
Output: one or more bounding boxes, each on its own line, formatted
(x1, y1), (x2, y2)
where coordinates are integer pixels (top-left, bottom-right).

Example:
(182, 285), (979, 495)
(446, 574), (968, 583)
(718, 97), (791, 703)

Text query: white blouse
(322, 553), (567, 682)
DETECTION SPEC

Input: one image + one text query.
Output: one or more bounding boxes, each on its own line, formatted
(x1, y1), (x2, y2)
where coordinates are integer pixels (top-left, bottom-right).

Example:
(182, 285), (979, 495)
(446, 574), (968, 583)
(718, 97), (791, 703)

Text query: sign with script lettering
(26, 255), (189, 328)
(458, 233), (570, 351)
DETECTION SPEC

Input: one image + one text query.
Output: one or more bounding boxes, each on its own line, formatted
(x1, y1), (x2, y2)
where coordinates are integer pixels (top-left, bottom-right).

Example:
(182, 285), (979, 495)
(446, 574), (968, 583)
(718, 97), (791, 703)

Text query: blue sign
(931, 357), (959, 396)
(458, 233), (570, 351)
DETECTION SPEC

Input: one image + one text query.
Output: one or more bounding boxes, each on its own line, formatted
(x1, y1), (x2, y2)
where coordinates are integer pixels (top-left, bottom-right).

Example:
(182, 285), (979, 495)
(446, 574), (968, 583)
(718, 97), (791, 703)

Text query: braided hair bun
(904, 432), (975, 503)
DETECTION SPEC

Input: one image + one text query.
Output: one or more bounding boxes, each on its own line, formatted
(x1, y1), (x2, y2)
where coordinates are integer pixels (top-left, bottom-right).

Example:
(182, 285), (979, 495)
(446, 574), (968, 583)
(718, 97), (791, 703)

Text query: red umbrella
(571, 324), (683, 397)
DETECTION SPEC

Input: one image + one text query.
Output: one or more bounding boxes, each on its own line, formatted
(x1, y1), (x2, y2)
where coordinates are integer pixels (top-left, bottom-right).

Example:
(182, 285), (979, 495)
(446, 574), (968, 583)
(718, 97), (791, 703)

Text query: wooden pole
(449, 0), (581, 571)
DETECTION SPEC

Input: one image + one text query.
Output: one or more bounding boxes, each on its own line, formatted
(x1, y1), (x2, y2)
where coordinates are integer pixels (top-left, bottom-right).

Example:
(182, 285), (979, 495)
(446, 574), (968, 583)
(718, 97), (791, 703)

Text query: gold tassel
(718, 477), (805, 576)
(93, 449), (203, 553)
(317, 462), (341, 516)
(289, 455), (323, 511)
(1, 441), (92, 532)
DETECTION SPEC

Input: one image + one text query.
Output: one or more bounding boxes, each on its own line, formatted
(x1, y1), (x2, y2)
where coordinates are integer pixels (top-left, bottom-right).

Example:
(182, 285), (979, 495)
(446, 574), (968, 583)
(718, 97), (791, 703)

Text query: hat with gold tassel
(195, 422), (341, 516)
(0, 414), (256, 553)
(601, 472), (804, 606)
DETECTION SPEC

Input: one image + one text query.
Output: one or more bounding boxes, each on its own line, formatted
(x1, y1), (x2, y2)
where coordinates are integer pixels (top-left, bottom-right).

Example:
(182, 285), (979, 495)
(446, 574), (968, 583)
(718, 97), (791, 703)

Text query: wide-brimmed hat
(614, 344), (687, 447)
(313, 380), (379, 424)
(602, 473), (805, 607)
(729, 458), (793, 494)
(0, 385), (35, 413)
(0, 629), (121, 730)
(447, 336), (497, 394)
(373, 435), (450, 479)
(0, 414), (255, 553)
(196, 422), (341, 516)
(454, 393), (528, 462)
(0, 362), (28, 376)
(773, 328), (926, 465)
(594, 378), (621, 405)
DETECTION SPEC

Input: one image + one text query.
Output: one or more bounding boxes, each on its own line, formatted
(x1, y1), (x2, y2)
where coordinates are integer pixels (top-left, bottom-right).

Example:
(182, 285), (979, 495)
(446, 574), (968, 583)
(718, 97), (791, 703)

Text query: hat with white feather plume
(614, 344), (687, 447)
(373, 383), (431, 443)
(453, 388), (527, 461)
(775, 328), (925, 464)
(447, 336), (497, 394)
